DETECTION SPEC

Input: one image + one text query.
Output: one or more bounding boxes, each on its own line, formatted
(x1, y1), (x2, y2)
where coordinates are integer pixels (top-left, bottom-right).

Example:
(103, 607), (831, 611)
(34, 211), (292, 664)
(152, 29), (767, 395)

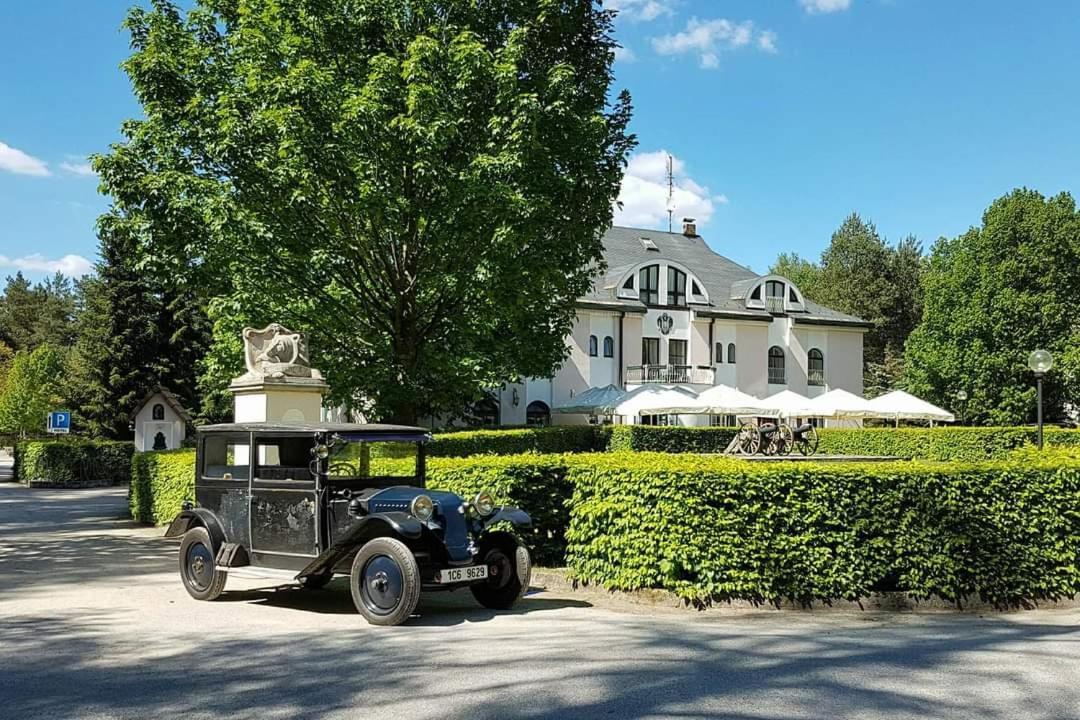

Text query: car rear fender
(297, 512), (423, 582)
(164, 508), (228, 554)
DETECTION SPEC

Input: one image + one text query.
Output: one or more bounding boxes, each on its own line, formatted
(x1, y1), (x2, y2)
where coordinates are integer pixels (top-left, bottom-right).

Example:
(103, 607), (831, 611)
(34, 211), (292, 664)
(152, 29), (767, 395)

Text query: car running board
(220, 566), (300, 582)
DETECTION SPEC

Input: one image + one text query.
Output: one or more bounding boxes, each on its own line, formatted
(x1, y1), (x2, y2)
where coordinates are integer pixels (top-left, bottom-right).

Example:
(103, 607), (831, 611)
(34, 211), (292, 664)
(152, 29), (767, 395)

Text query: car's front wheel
(179, 526), (227, 601)
(350, 537), (421, 626)
(471, 533), (531, 610)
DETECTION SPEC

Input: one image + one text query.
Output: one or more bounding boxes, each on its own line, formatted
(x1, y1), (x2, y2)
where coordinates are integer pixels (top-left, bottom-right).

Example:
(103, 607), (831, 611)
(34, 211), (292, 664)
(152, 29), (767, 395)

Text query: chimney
(682, 218), (697, 237)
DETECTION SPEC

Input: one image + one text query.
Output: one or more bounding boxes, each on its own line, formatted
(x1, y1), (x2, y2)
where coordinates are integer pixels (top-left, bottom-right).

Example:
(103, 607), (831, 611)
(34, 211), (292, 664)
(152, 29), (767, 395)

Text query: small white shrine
(132, 387), (192, 451)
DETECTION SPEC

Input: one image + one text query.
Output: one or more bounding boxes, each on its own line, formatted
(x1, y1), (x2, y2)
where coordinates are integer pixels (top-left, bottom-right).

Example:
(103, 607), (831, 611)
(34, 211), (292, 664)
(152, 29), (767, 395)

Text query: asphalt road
(2, 483), (1080, 720)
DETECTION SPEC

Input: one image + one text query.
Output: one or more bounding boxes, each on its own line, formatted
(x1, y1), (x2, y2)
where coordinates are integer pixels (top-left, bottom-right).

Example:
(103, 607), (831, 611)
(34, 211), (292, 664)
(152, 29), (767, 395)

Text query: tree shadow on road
(2, 607), (1079, 720)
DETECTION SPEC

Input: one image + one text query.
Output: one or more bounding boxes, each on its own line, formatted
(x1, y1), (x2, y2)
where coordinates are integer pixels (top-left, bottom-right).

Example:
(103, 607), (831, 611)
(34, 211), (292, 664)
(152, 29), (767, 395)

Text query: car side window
(202, 435), (250, 480)
(255, 437), (313, 481)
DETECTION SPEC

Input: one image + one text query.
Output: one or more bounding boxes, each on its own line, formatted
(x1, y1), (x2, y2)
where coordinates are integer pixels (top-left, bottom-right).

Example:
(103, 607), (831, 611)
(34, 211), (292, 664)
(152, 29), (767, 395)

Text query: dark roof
(132, 386), (193, 423)
(582, 226), (870, 328)
(197, 422), (431, 437)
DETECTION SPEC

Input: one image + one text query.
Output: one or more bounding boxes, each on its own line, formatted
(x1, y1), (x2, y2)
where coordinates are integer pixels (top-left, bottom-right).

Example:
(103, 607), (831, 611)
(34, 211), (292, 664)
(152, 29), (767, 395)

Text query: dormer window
(750, 286), (761, 301)
(667, 267), (687, 306)
(638, 265), (660, 305)
(741, 276), (807, 313)
(622, 276), (634, 290)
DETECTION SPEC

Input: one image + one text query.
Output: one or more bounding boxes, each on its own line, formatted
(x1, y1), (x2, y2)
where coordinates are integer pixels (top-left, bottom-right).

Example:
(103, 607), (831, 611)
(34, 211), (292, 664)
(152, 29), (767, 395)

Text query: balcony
(765, 296), (786, 314)
(625, 365), (715, 386)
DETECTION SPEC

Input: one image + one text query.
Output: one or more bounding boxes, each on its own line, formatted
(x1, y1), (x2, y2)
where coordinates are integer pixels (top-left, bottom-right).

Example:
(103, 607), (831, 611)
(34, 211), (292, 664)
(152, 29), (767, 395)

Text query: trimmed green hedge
(428, 456), (570, 566)
(429, 426), (598, 457)
(602, 425), (738, 453)
(426, 424), (1080, 461)
(14, 440), (133, 488)
(564, 451), (1080, 607)
(130, 449), (196, 525)
(817, 426), (1080, 461)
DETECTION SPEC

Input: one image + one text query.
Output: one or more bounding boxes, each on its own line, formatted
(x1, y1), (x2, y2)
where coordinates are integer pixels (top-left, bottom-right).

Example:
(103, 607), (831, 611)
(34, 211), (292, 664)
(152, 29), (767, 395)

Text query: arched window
(526, 401), (551, 428)
(638, 265), (660, 305)
(768, 346), (785, 384)
(808, 348), (825, 386)
(715, 342), (723, 364)
(727, 343), (736, 364)
(603, 336), (614, 358)
(667, 267), (687, 306)
(152, 403), (165, 421)
(588, 335), (598, 357)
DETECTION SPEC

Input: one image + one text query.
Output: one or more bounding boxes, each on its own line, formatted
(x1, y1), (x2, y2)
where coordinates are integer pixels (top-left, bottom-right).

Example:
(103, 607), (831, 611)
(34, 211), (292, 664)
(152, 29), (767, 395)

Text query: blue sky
(3, 0), (1080, 280)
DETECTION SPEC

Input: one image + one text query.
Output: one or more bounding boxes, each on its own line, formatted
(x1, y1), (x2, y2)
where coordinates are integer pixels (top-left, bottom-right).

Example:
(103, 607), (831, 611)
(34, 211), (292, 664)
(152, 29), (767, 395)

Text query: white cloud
(758, 30), (779, 54)
(614, 150), (726, 230)
(608, 0), (675, 22)
(60, 160), (95, 177)
(0, 253), (94, 277)
(799, 0), (852, 14)
(651, 18), (778, 69)
(0, 141), (50, 177)
(613, 44), (637, 63)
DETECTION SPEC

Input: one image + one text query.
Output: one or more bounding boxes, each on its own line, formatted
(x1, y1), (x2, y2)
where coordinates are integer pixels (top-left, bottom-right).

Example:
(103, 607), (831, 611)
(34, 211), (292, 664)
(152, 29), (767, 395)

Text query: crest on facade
(240, 323), (323, 380)
(657, 313), (674, 336)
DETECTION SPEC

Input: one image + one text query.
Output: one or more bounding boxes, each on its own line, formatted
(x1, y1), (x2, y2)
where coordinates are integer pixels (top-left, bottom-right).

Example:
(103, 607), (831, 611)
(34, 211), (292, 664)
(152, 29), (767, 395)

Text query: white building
(496, 222), (868, 426)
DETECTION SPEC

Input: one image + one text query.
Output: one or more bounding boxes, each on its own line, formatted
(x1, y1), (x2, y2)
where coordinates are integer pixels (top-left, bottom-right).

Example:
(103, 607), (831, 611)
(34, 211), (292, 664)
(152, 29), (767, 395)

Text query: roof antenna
(666, 154), (675, 233)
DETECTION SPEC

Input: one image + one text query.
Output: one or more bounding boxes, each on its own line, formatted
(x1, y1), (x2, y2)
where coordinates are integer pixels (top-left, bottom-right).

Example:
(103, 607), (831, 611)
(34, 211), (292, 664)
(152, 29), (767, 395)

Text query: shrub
(603, 425), (738, 453)
(428, 455), (570, 566)
(14, 440), (133, 487)
(130, 449), (196, 525)
(429, 425), (598, 457)
(563, 451), (1080, 607)
(817, 426), (1080, 461)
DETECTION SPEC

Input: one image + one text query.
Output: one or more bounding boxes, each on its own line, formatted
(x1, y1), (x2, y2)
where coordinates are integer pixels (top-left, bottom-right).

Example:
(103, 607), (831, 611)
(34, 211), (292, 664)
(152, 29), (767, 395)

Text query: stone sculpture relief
(238, 323), (323, 381)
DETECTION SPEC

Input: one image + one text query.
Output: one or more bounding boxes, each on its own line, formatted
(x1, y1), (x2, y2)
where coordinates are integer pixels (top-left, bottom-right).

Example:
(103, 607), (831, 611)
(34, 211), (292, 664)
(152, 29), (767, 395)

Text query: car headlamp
(312, 444), (330, 460)
(473, 491), (496, 517)
(410, 494), (434, 522)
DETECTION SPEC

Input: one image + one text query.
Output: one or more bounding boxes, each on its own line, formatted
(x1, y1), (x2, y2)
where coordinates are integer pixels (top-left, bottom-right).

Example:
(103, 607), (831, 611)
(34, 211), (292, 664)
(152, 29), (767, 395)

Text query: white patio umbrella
(552, 384), (626, 415)
(695, 385), (774, 416)
(806, 388), (883, 420)
(866, 390), (956, 423)
(612, 385), (702, 417)
(758, 389), (830, 418)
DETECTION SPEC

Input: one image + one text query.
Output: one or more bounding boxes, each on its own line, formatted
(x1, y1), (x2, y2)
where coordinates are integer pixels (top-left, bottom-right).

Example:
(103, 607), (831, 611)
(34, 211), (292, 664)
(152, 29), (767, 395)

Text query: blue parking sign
(47, 410), (71, 434)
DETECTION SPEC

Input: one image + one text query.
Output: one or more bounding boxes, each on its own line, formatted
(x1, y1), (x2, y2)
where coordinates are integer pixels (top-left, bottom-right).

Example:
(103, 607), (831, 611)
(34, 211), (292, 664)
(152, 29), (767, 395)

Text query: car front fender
(164, 508), (228, 553)
(480, 507), (532, 531)
(296, 512), (423, 582)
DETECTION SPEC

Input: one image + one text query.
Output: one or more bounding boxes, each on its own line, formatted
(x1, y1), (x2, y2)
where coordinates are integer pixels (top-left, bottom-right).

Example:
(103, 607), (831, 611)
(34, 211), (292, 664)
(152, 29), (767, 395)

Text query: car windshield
(327, 440), (419, 480)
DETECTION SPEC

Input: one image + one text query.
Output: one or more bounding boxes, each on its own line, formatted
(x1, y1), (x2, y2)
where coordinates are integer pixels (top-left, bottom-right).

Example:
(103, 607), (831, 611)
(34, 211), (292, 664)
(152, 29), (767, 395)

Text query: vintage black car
(165, 422), (532, 626)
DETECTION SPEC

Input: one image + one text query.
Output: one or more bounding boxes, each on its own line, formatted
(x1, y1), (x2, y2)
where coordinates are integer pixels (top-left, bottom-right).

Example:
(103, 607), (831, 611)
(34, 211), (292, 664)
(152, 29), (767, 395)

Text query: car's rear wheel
(350, 537), (420, 626)
(179, 526), (227, 601)
(471, 533), (531, 610)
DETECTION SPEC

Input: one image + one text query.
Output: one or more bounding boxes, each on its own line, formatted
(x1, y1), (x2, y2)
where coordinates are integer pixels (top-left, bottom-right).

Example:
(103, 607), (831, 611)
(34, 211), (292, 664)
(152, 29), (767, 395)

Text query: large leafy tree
(770, 214), (924, 394)
(0, 345), (66, 438)
(905, 189), (1080, 424)
(97, 0), (634, 423)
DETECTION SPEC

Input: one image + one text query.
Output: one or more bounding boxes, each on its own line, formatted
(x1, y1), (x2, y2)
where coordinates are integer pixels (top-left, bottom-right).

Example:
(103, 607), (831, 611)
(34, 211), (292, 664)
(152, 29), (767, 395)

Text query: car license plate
(439, 565), (488, 583)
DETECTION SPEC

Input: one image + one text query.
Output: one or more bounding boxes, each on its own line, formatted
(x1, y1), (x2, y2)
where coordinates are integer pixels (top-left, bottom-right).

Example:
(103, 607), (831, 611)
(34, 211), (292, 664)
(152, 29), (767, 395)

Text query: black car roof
(197, 422), (431, 437)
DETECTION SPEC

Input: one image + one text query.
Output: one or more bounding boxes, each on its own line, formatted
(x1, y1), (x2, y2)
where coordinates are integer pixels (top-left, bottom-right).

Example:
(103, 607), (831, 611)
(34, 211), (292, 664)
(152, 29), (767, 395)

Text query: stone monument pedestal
(229, 376), (328, 424)
(228, 323), (328, 423)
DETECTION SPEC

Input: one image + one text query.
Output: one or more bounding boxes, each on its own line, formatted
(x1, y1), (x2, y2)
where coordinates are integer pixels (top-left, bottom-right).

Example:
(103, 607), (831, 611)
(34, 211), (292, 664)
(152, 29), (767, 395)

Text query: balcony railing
(625, 365), (715, 385)
(765, 296), (786, 314)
